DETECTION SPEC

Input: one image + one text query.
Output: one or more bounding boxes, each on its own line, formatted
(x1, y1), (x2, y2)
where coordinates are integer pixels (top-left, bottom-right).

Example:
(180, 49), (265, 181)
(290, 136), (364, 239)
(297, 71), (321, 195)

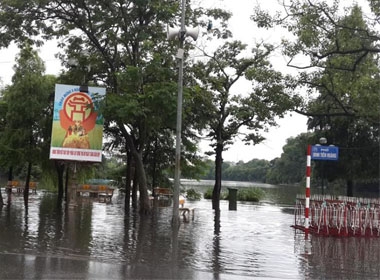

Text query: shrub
(185, 188), (202, 200)
(204, 188), (213, 199)
(236, 188), (265, 202)
(204, 187), (264, 202)
(204, 187), (228, 200)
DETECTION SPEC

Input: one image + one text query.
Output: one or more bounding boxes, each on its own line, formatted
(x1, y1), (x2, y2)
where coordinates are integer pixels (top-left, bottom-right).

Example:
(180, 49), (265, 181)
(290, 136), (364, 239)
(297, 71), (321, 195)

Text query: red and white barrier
(293, 195), (380, 237)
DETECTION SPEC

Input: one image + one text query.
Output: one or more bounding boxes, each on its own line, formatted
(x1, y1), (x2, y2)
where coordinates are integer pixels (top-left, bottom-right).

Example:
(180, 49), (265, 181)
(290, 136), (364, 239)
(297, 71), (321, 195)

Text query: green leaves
(0, 45), (54, 168)
(193, 39), (294, 154)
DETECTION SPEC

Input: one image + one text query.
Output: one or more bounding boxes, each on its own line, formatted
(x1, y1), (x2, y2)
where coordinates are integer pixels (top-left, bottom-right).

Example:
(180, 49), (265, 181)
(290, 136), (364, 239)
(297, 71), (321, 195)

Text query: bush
(203, 188), (228, 200)
(185, 188), (202, 200)
(203, 188), (213, 199)
(236, 188), (265, 202)
(204, 187), (264, 202)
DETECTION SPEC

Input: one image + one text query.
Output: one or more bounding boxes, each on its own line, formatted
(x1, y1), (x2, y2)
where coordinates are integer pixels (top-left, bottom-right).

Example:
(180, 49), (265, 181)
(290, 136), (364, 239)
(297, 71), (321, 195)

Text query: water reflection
(213, 210), (221, 280)
(308, 236), (380, 279)
(1, 186), (380, 279)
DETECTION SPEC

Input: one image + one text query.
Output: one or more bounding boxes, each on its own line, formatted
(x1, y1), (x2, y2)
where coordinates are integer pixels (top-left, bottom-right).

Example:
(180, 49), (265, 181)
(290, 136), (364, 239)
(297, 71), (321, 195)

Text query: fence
(293, 194), (380, 237)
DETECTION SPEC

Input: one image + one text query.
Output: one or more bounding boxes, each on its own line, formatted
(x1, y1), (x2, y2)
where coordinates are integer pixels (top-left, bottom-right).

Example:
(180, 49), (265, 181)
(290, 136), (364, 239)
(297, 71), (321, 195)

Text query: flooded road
(1, 184), (380, 279)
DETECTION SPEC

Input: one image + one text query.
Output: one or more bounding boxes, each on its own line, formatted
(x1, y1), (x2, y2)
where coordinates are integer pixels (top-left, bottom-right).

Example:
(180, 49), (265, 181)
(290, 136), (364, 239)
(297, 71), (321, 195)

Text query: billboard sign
(49, 84), (106, 162)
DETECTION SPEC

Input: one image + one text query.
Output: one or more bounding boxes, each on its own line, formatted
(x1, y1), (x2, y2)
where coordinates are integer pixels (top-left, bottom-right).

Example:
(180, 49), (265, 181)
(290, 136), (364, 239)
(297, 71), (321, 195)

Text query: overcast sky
(198, 0), (308, 161)
(0, 0), (309, 162)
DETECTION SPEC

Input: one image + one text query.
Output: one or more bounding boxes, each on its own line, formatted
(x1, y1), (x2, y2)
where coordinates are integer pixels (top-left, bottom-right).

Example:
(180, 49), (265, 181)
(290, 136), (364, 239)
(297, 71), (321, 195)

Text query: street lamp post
(172, 0), (186, 227)
(168, 0), (199, 226)
(66, 55), (90, 205)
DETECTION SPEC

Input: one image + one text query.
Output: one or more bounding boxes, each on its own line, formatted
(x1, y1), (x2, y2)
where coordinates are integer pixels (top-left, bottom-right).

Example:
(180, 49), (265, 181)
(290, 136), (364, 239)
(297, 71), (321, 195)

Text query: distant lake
(179, 179), (304, 206)
(180, 179), (277, 188)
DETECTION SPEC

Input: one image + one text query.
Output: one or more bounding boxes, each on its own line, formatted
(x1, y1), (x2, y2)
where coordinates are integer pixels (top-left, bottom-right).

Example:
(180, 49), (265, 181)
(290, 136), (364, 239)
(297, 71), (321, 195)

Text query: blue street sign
(311, 145), (339, 161)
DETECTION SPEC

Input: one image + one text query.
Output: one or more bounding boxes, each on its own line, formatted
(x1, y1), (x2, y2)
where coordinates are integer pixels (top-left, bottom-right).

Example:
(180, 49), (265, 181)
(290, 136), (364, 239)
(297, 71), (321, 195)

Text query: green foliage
(0, 1), (237, 210)
(204, 188), (212, 199)
(236, 188), (265, 202)
(224, 160), (270, 182)
(192, 34), (297, 210)
(0, 44), (53, 175)
(204, 188), (228, 200)
(185, 188), (202, 201)
(203, 187), (264, 202)
(266, 133), (312, 184)
(304, 7), (380, 187)
(199, 159), (270, 183)
(253, 1), (380, 192)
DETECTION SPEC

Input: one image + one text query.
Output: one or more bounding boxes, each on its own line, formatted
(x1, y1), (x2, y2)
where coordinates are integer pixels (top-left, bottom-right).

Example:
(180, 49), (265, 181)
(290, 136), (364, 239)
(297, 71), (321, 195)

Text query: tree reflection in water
(213, 209), (221, 280)
(1, 189), (380, 279)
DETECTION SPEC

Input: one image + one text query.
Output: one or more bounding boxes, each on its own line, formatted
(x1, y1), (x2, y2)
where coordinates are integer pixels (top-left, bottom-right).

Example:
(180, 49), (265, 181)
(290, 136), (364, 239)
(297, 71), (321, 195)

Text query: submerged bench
(179, 207), (195, 222)
(29, 182), (38, 193)
(5, 181), (38, 194)
(154, 187), (173, 197)
(76, 184), (115, 202)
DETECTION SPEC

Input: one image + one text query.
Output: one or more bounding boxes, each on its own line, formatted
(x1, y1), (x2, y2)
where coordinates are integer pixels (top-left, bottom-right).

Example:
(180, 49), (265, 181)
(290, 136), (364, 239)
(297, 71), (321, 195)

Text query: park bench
(153, 188), (186, 206)
(152, 187), (173, 207)
(28, 182), (38, 194)
(5, 180), (22, 193)
(152, 188), (192, 218)
(153, 187), (173, 197)
(5, 181), (38, 194)
(76, 184), (115, 202)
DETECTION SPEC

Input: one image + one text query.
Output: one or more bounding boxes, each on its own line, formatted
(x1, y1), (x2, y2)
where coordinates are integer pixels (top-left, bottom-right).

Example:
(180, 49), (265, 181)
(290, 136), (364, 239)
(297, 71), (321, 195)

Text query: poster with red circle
(49, 84), (106, 162)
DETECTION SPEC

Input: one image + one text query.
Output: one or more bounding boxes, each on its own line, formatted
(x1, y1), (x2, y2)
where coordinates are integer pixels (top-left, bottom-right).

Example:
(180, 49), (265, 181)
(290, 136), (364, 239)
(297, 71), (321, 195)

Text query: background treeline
(200, 133), (307, 185)
(199, 131), (379, 194)
(0, 1), (380, 211)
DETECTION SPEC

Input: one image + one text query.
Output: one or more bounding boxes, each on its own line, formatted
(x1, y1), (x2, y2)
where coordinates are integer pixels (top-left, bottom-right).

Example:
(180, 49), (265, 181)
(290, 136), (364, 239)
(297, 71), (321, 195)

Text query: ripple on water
(2, 190), (380, 279)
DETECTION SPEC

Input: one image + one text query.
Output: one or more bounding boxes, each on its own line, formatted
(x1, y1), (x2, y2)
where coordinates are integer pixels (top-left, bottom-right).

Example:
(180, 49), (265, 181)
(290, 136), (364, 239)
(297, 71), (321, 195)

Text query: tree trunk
(132, 166), (138, 210)
(214, 209), (221, 234)
(152, 138), (158, 189)
(65, 165), (69, 202)
(212, 143), (223, 211)
(7, 167), (13, 194)
(55, 161), (65, 202)
(0, 187), (3, 207)
(24, 161), (32, 207)
(120, 124), (151, 214)
(134, 151), (151, 214)
(125, 151), (132, 212)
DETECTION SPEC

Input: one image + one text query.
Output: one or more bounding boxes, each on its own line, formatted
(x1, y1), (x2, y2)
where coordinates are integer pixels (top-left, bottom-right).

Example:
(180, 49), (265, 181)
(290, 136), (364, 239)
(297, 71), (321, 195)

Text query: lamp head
(319, 137), (327, 145)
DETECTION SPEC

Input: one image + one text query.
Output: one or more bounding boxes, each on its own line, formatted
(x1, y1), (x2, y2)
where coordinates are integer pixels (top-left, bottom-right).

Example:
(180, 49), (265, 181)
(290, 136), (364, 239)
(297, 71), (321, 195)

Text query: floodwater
(1, 182), (380, 279)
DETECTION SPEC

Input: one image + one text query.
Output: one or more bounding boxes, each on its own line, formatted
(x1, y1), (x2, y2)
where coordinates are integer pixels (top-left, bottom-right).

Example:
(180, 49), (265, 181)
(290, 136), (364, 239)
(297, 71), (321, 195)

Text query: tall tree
(266, 133), (313, 185)
(1, 44), (50, 206)
(192, 41), (295, 210)
(0, 0), (231, 214)
(253, 1), (380, 195)
(253, 1), (380, 119)
(306, 6), (380, 195)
